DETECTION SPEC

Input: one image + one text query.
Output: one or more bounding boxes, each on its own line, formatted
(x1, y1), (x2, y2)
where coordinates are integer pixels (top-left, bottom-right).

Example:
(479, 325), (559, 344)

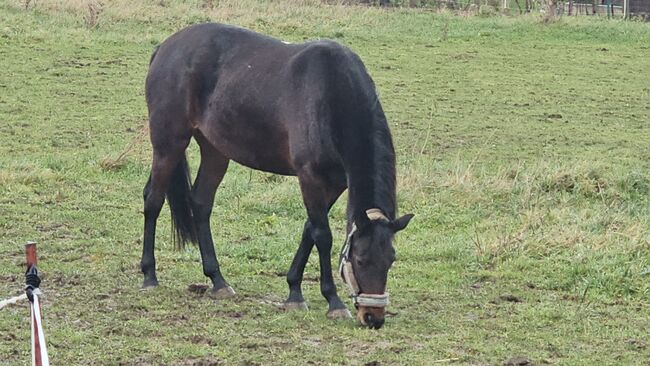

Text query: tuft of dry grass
(99, 125), (148, 171)
(7, 0), (399, 31)
(83, 0), (103, 28)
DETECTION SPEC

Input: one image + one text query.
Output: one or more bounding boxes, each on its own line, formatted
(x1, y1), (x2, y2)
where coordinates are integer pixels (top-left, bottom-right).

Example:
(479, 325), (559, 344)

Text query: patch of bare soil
(625, 338), (647, 350)
(118, 357), (164, 366)
(178, 357), (222, 366)
(504, 356), (532, 366)
(0, 274), (17, 283)
(187, 283), (210, 295)
(490, 294), (522, 304)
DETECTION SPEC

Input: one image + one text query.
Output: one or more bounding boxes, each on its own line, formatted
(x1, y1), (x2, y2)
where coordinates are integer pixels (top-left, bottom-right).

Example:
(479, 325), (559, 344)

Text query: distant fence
(560, 1), (623, 17)
(356, 0), (544, 11)
(358, 0), (650, 18)
(560, 0), (650, 19)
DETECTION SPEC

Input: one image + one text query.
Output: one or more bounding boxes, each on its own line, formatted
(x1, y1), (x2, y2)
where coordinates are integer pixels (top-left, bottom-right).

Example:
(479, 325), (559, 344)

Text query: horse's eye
(355, 258), (364, 267)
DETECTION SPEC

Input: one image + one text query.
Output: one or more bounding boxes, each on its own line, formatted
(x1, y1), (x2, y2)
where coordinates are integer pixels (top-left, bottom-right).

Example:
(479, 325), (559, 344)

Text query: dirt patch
(188, 335), (218, 347)
(500, 294), (522, 303)
(187, 283), (210, 295)
(302, 337), (322, 348)
(449, 52), (477, 61)
(218, 310), (245, 319)
(178, 357), (222, 366)
(2, 333), (17, 342)
(504, 356), (532, 366)
(0, 274), (17, 283)
(160, 313), (190, 326)
(50, 273), (82, 287)
(243, 340), (292, 350)
(491, 294), (522, 304)
(118, 356), (164, 366)
(625, 338), (647, 350)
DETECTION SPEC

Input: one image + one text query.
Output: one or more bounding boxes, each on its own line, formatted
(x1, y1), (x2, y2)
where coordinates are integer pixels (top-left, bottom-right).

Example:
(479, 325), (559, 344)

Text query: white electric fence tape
(31, 293), (50, 366)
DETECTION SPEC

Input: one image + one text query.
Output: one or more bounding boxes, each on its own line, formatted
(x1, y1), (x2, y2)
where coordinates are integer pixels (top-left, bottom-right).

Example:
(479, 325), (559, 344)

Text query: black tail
(149, 44), (160, 65)
(167, 155), (198, 249)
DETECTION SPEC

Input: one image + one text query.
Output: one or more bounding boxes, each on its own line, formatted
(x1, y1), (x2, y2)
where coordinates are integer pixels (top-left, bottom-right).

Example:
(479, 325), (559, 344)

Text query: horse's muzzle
(357, 306), (386, 330)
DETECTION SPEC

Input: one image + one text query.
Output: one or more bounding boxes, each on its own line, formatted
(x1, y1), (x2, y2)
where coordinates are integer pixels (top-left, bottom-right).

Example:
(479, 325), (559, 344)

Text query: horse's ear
(390, 214), (414, 233)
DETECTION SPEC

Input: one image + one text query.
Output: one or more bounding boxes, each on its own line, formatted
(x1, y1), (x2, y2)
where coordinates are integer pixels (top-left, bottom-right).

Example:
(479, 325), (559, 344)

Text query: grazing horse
(141, 23), (413, 329)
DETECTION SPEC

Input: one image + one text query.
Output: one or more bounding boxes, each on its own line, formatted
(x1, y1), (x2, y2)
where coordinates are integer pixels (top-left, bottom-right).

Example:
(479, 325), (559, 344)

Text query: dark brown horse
(141, 23), (413, 329)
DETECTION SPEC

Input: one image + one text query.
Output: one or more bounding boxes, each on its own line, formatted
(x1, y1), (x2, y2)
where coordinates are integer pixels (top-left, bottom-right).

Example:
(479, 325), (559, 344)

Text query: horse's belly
(230, 149), (296, 176)
(198, 118), (296, 176)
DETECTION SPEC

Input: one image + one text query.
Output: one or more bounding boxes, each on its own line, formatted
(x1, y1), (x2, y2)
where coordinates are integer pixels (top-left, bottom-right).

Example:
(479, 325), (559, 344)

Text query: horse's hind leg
(191, 135), (234, 298)
(141, 145), (189, 288)
(141, 102), (193, 288)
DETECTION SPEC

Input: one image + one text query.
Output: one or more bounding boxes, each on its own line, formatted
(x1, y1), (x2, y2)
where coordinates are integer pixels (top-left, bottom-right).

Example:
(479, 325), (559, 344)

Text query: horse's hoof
(327, 308), (352, 320)
(282, 301), (309, 311)
(209, 286), (236, 299)
(141, 279), (159, 290)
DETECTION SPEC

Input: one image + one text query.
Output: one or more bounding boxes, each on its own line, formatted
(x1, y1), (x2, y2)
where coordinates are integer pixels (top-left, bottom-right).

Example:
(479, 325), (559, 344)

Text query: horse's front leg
(295, 171), (350, 319)
(311, 220), (351, 319)
(284, 221), (315, 310)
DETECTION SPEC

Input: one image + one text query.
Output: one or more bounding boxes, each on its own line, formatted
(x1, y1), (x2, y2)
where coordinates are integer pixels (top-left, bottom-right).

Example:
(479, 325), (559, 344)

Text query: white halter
(338, 208), (390, 308)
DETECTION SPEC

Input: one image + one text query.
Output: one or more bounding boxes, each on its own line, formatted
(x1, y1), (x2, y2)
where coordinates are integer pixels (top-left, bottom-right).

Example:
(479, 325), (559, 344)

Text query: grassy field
(1, 1), (649, 365)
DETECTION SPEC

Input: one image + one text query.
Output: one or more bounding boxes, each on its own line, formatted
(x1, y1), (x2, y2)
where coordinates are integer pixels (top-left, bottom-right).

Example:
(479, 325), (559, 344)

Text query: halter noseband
(339, 208), (390, 308)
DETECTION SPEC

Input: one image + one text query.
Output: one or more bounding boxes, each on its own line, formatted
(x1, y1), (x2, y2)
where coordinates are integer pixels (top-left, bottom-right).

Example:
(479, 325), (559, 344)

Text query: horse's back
(146, 23), (284, 116)
(146, 23), (370, 177)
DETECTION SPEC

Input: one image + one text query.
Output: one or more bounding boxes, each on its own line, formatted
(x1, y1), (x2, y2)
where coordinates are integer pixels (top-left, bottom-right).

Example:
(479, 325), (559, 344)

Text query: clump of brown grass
(202, 0), (214, 10)
(84, 1), (103, 28)
(100, 125), (148, 171)
(540, 168), (609, 198)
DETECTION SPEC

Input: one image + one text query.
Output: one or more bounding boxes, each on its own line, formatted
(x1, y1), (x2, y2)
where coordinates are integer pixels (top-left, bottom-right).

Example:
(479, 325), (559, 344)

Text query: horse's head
(339, 209), (413, 329)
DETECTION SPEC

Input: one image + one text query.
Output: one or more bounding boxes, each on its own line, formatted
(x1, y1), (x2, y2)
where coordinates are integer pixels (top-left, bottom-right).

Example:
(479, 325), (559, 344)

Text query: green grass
(1, 1), (649, 365)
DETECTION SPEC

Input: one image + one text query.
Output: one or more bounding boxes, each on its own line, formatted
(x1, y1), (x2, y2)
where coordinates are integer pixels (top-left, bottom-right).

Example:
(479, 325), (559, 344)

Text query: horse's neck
(343, 115), (397, 226)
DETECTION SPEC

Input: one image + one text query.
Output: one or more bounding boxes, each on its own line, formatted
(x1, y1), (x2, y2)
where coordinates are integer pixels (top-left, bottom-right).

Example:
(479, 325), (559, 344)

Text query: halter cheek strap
(339, 208), (391, 308)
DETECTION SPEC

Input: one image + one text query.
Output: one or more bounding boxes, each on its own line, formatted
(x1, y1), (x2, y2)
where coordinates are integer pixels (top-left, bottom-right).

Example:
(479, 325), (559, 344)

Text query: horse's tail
(167, 155), (198, 249)
(149, 45), (160, 65)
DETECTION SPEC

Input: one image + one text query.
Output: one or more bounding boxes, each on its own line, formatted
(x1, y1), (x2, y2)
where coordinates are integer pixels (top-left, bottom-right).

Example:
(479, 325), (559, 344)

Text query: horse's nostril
(363, 312), (385, 329)
(363, 313), (374, 325)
